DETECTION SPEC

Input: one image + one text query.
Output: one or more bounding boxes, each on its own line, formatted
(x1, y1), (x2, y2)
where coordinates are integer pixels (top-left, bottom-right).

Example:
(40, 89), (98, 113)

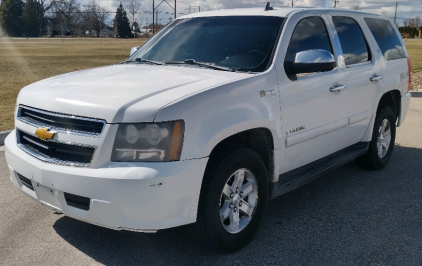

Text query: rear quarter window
(364, 18), (406, 61)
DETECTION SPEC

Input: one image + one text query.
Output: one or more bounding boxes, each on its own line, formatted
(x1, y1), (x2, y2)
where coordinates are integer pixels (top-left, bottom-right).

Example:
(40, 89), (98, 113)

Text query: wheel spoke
(384, 121), (390, 134)
(231, 170), (245, 191)
(382, 139), (388, 149)
(220, 202), (230, 221)
(229, 208), (240, 232)
(240, 180), (254, 199)
(222, 184), (233, 200)
(239, 200), (253, 217)
(377, 142), (383, 157)
(381, 119), (387, 133)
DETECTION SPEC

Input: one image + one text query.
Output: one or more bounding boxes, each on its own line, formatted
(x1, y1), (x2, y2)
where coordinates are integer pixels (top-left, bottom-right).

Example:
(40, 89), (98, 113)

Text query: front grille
(17, 105), (106, 137)
(17, 173), (34, 191)
(17, 130), (96, 167)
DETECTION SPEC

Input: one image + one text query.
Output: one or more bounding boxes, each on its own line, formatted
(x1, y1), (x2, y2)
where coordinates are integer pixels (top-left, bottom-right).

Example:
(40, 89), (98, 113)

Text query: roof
(178, 6), (382, 20)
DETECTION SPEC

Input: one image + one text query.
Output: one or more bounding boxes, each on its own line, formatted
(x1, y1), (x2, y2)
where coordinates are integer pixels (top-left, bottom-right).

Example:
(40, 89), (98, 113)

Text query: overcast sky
(93, 0), (422, 26)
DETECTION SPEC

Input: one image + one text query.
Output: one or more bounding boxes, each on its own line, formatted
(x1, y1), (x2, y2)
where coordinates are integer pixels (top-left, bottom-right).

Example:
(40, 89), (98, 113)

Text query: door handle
(370, 75), (383, 82)
(330, 84), (346, 93)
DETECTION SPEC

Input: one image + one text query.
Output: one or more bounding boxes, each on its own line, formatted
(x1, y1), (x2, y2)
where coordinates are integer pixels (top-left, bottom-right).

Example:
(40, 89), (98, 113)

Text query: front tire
(197, 147), (269, 253)
(356, 106), (396, 170)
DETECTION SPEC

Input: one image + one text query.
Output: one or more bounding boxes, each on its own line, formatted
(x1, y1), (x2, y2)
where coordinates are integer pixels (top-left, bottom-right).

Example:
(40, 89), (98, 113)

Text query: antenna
(264, 2), (273, 11)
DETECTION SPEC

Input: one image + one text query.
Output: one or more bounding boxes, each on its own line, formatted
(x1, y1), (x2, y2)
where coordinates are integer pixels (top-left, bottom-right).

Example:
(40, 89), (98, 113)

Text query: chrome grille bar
(17, 105), (106, 138)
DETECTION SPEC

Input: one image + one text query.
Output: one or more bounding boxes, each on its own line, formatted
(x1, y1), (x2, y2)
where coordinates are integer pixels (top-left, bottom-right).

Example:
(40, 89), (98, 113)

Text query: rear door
(327, 15), (384, 142)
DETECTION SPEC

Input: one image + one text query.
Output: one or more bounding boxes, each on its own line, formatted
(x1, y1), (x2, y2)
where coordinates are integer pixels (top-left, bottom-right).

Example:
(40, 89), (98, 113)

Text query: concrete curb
(411, 91), (422, 98)
(0, 130), (12, 146)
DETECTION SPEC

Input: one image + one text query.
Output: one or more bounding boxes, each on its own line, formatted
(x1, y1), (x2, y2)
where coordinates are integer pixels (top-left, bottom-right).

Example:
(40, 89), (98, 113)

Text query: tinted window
(131, 16), (284, 72)
(333, 17), (370, 65)
(364, 18), (406, 61)
(285, 17), (333, 63)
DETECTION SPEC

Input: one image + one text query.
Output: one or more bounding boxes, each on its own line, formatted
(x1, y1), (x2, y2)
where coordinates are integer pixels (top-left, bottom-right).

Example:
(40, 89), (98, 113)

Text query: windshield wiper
(165, 59), (232, 72)
(123, 58), (163, 65)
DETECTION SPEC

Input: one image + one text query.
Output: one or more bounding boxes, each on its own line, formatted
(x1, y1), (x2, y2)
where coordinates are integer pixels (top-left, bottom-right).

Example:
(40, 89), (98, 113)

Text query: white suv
(5, 5), (412, 252)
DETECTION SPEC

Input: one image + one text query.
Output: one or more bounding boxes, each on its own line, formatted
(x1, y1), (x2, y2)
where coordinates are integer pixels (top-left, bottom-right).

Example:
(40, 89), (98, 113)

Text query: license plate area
(33, 183), (62, 211)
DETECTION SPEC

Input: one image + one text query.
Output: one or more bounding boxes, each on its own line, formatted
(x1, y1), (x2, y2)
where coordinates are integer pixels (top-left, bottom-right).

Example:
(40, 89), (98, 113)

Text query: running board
(270, 142), (369, 199)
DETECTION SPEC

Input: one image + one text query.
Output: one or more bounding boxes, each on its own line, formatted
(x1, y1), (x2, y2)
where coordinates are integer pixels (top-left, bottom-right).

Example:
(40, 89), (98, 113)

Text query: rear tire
(197, 147), (269, 253)
(356, 106), (396, 170)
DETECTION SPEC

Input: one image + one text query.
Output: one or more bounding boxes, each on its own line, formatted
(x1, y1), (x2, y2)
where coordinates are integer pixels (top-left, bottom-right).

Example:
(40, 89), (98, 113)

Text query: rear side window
(364, 18), (406, 61)
(332, 17), (371, 66)
(285, 16), (333, 63)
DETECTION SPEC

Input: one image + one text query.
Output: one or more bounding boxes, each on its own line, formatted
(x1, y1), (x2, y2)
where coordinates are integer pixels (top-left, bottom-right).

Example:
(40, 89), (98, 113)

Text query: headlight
(111, 121), (184, 162)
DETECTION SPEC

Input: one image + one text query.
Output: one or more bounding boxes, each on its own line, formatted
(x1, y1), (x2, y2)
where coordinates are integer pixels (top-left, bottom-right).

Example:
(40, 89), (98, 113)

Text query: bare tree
(97, 6), (109, 41)
(52, 0), (81, 36)
(124, 0), (140, 26)
(415, 16), (421, 29)
(349, 4), (360, 10)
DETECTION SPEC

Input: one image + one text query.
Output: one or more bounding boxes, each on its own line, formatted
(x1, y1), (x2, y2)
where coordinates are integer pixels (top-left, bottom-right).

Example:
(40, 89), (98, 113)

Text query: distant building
(100, 28), (112, 37)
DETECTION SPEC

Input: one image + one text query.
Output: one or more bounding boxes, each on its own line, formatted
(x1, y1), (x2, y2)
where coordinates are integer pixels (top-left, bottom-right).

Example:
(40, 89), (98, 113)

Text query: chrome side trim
(349, 111), (369, 125)
(285, 118), (349, 147)
(346, 61), (371, 68)
(17, 105), (106, 138)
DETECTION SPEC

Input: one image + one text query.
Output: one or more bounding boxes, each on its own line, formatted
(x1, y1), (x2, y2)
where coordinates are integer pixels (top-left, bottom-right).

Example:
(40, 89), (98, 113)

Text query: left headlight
(111, 121), (184, 162)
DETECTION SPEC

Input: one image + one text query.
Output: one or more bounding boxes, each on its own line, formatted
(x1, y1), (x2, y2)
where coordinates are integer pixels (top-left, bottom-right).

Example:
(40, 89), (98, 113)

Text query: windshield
(130, 16), (284, 72)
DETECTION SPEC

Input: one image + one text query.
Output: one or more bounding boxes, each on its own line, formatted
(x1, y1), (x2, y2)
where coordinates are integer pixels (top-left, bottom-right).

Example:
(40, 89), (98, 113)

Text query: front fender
(154, 70), (283, 161)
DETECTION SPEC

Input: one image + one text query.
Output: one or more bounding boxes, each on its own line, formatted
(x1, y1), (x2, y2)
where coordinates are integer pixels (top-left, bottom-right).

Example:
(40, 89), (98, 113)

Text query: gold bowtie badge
(35, 128), (55, 140)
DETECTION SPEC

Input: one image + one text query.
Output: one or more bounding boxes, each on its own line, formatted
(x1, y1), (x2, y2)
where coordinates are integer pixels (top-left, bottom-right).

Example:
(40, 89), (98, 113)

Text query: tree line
(0, 0), (137, 38)
(399, 16), (422, 38)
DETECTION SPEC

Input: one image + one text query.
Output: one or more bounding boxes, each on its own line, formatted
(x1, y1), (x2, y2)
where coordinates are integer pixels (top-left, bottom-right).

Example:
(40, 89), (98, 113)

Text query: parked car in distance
(5, 3), (411, 252)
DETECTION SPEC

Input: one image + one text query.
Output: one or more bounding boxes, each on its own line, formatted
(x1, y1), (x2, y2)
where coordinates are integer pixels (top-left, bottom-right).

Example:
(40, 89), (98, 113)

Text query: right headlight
(111, 121), (184, 162)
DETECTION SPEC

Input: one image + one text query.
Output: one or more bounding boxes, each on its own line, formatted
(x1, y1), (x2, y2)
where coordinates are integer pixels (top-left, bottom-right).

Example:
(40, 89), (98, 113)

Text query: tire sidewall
(199, 148), (269, 252)
(369, 107), (396, 169)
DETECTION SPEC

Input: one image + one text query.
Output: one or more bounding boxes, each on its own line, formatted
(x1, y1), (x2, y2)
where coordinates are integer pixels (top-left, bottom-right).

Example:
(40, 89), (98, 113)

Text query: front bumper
(397, 92), (411, 127)
(5, 131), (208, 232)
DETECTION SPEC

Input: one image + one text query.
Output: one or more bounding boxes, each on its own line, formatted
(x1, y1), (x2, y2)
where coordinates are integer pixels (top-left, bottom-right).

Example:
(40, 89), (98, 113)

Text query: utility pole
(152, 0), (176, 34)
(394, 1), (398, 24)
(152, 0), (154, 34)
(332, 0), (339, 8)
(292, 0), (293, 7)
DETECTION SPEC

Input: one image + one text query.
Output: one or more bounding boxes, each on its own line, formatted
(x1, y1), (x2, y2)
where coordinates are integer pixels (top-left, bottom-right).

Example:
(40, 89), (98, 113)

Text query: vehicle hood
(17, 64), (250, 123)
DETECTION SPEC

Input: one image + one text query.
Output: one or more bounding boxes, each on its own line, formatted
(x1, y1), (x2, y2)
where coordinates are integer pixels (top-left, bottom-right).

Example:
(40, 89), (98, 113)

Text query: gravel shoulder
(411, 71), (422, 91)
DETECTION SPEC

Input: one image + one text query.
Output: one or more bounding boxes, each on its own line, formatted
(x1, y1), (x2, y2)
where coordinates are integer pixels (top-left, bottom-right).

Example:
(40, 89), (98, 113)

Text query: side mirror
(285, 49), (336, 75)
(130, 46), (141, 56)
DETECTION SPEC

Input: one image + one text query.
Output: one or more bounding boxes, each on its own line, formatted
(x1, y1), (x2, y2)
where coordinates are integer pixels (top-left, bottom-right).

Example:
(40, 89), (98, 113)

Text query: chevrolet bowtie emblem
(35, 128), (55, 140)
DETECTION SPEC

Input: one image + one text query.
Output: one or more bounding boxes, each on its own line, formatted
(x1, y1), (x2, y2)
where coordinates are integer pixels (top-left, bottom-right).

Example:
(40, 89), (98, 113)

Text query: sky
(93, 0), (422, 27)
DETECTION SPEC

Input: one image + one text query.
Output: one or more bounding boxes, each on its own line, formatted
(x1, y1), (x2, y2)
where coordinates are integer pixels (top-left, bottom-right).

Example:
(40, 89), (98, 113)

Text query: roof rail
(264, 2), (274, 11)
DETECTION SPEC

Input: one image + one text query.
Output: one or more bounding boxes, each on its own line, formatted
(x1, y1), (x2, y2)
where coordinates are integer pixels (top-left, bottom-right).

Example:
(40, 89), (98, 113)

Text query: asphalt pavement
(1, 99), (422, 266)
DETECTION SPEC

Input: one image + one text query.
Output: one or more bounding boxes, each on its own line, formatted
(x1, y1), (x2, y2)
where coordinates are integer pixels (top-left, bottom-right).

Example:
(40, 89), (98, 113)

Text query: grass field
(405, 39), (422, 73)
(0, 37), (421, 131)
(0, 37), (146, 131)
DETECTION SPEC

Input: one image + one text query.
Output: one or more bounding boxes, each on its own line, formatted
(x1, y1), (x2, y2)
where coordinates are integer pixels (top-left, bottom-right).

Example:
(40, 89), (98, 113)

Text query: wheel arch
(361, 89), (401, 142)
(204, 127), (276, 185)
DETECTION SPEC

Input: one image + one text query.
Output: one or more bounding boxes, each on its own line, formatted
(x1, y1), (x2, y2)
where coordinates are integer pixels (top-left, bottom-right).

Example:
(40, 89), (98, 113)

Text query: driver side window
(285, 17), (334, 79)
